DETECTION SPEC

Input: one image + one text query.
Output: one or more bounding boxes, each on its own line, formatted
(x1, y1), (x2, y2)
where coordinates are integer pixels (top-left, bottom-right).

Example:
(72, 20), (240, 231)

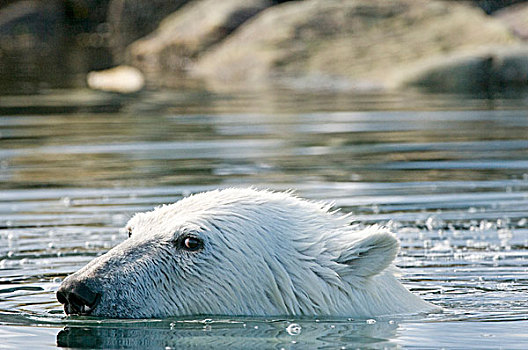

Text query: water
(1, 89), (528, 349)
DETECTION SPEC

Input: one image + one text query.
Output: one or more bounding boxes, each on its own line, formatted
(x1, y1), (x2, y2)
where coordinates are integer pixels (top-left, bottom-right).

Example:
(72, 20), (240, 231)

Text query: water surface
(1, 89), (527, 349)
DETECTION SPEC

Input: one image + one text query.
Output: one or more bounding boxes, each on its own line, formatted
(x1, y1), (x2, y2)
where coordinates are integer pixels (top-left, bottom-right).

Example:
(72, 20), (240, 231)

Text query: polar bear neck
(254, 235), (434, 317)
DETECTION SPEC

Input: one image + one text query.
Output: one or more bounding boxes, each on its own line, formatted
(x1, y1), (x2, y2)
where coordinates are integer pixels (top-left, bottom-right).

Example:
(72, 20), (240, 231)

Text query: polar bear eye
(181, 236), (203, 252)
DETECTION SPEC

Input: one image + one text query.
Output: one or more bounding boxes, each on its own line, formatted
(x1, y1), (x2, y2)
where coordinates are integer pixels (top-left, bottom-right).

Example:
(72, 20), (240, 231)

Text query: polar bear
(57, 188), (438, 318)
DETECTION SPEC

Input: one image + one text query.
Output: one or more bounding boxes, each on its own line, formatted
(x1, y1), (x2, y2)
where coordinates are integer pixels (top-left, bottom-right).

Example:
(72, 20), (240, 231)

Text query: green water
(1, 89), (527, 349)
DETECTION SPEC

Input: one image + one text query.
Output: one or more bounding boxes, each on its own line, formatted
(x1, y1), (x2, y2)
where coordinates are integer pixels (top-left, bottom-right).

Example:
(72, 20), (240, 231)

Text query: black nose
(57, 280), (100, 316)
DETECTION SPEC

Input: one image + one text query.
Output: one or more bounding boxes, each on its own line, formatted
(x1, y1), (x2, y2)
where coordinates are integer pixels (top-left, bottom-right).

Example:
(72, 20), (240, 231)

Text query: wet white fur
(62, 188), (438, 318)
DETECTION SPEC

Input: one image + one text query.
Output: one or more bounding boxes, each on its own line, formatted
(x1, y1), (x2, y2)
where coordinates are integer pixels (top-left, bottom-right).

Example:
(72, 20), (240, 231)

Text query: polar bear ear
(333, 229), (399, 282)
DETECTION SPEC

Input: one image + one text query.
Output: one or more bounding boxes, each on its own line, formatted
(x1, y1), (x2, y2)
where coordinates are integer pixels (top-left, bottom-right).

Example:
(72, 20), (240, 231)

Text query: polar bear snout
(57, 278), (101, 316)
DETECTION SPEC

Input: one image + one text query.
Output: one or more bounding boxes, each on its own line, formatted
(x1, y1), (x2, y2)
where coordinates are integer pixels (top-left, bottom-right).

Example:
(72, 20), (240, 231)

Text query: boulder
(0, 1), (21, 9)
(473, 0), (526, 14)
(64, 0), (111, 33)
(107, 0), (189, 62)
(127, 0), (273, 80)
(494, 2), (528, 41)
(191, 0), (518, 91)
(397, 46), (528, 92)
(87, 65), (145, 93)
(0, 0), (66, 92)
(0, 0), (116, 93)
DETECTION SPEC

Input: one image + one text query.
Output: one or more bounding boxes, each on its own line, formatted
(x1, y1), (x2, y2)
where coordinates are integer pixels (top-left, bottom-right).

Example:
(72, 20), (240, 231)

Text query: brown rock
(494, 2), (528, 41)
(397, 46), (528, 92)
(87, 65), (145, 93)
(0, 0), (67, 92)
(192, 0), (517, 91)
(127, 0), (272, 80)
(107, 0), (189, 62)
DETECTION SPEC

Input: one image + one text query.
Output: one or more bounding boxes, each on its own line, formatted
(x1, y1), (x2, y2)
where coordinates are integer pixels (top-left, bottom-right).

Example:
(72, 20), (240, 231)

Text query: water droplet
(479, 220), (494, 231)
(286, 323), (301, 336)
(425, 216), (444, 231)
(386, 220), (402, 230)
(61, 197), (71, 207)
(496, 218), (510, 229)
(430, 240), (452, 252)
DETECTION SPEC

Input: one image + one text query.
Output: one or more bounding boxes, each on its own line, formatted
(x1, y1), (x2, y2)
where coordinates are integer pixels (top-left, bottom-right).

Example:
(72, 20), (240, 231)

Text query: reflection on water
(0, 89), (527, 349)
(55, 318), (399, 349)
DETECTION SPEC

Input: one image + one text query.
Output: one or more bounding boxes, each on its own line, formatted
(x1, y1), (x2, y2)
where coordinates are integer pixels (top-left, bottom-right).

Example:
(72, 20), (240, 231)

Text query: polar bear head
(57, 188), (436, 318)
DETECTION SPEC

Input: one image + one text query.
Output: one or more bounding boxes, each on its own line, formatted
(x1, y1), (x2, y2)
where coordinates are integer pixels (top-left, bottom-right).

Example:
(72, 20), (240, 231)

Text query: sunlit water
(1, 89), (527, 349)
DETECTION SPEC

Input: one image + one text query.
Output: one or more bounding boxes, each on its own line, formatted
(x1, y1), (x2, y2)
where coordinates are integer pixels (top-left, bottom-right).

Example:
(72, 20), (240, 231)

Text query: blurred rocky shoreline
(1, 0), (528, 94)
